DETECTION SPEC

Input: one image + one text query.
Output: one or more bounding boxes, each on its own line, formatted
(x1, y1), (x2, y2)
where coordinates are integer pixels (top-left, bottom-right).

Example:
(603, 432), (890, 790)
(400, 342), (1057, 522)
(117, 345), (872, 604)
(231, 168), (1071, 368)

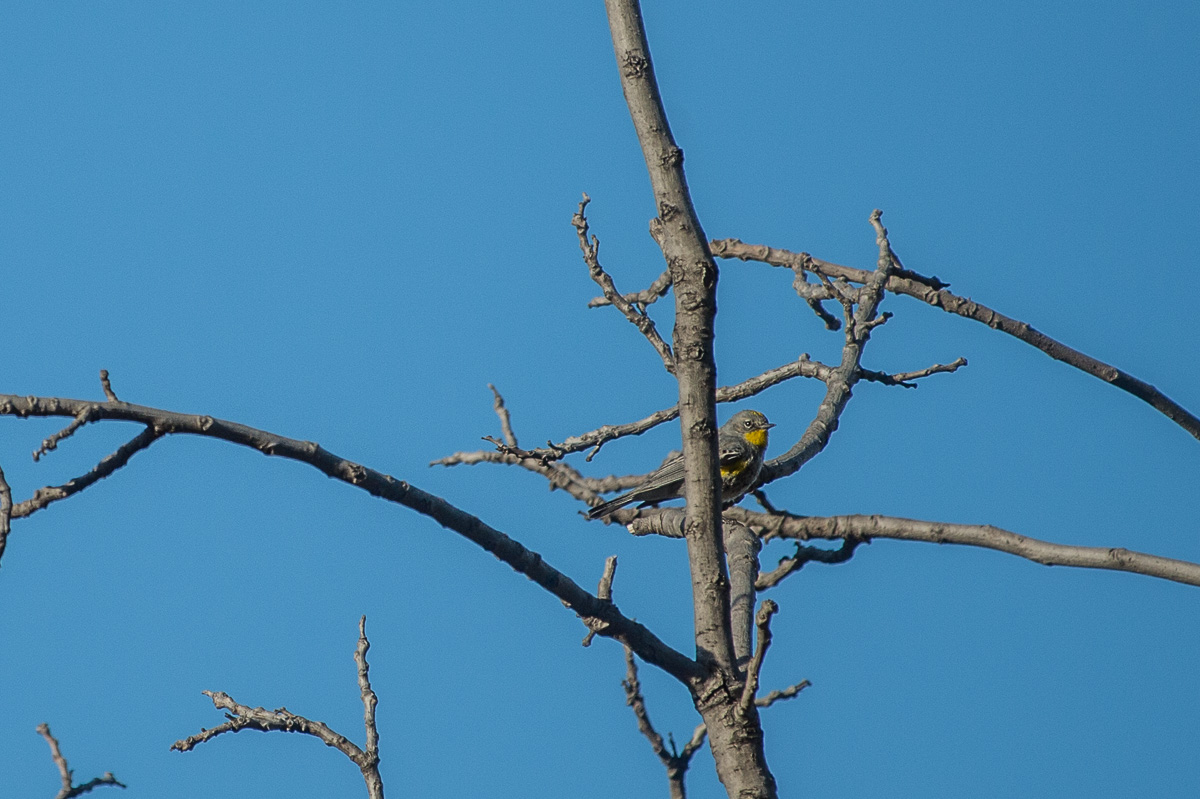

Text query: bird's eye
(744, 419), (753, 428)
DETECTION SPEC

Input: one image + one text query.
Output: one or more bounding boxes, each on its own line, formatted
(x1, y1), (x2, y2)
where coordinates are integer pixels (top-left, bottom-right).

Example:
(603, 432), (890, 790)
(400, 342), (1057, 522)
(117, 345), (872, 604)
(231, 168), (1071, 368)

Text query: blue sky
(2, 2), (1197, 797)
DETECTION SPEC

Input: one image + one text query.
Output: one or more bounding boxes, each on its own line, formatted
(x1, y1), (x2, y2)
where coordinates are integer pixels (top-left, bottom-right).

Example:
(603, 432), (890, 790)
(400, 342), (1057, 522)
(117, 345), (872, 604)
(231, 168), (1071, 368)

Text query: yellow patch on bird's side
(743, 428), (768, 448)
(721, 458), (749, 477)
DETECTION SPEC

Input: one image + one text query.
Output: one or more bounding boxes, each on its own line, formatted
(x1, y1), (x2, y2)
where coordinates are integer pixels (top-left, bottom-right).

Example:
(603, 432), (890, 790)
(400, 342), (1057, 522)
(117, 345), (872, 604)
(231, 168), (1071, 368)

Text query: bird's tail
(584, 491), (637, 520)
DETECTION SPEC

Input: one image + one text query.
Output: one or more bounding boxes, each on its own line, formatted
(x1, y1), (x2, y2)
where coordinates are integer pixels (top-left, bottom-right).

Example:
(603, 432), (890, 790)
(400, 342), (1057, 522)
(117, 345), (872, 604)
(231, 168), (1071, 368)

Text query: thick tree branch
(726, 509), (1200, 588)
(36, 724), (126, 799)
(0, 393), (701, 684)
(603, 2), (775, 795)
(603, 0), (733, 674)
(712, 238), (1200, 442)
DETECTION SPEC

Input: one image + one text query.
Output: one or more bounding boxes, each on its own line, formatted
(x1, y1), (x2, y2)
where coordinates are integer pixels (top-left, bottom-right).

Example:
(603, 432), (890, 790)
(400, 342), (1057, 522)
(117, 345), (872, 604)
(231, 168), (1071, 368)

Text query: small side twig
(99, 370), (119, 402)
(36, 723), (126, 799)
(33, 408), (96, 462)
(582, 555), (618, 646)
(573, 193), (676, 373)
(588, 268), (672, 309)
(738, 600), (779, 717)
(756, 679), (812, 709)
(488, 384), (518, 447)
(860, 357), (968, 388)
(173, 617), (384, 799)
(623, 647), (705, 799)
(12, 426), (162, 522)
(756, 536), (864, 590)
(0, 462), (11, 565)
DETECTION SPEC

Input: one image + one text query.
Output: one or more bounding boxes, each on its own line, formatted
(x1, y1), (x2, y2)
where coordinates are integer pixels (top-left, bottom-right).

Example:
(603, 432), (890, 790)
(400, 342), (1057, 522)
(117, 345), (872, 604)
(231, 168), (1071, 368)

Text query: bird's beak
(763, 422), (776, 429)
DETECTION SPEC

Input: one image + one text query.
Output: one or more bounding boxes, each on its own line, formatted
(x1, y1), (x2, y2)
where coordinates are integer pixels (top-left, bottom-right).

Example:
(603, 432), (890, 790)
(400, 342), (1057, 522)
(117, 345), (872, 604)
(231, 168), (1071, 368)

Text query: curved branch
(0, 393), (700, 684)
(759, 211), (897, 485)
(726, 509), (1200, 588)
(712, 238), (1200, 442)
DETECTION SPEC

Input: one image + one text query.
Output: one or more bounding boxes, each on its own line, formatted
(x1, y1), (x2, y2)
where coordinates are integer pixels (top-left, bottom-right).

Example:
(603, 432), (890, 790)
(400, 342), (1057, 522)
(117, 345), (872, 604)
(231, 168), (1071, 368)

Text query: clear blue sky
(2, 2), (1198, 797)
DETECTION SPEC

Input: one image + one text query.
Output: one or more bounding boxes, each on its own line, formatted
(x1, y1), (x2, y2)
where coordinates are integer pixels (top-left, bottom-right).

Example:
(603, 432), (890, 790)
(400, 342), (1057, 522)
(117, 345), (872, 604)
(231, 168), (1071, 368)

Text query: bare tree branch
(588, 268), (672, 309)
(0, 462), (11, 565)
(488, 384), (518, 448)
(574, 193), (676, 373)
(582, 555), (618, 647)
(759, 210), (898, 486)
(859, 357), (968, 388)
(723, 519), (760, 670)
(755, 680), (811, 709)
(434, 354), (825, 469)
(738, 601), (778, 717)
(756, 537), (863, 591)
(11, 426), (162, 523)
(98, 369), (119, 403)
(603, 2), (774, 793)
(727, 509), (1200, 588)
(173, 617), (384, 799)
(355, 617), (383, 799)
(33, 408), (94, 462)
(712, 237), (1200, 442)
(36, 724), (126, 799)
(0, 393), (701, 683)
(622, 647), (704, 799)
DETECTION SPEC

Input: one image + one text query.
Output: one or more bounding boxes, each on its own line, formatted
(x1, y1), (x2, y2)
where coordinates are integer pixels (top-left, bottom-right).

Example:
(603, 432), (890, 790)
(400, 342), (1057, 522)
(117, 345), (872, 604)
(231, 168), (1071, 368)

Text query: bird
(585, 409), (775, 520)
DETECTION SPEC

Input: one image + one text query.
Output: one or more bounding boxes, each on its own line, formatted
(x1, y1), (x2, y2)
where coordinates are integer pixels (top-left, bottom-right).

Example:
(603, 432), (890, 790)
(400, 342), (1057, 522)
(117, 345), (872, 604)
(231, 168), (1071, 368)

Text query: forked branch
(172, 617), (384, 799)
(712, 238), (1200, 442)
(36, 724), (126, 799)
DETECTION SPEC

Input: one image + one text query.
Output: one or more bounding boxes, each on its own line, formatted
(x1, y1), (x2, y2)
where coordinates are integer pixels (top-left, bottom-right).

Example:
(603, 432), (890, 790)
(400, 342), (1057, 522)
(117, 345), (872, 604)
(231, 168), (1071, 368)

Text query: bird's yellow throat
(744, 428), (768, 448)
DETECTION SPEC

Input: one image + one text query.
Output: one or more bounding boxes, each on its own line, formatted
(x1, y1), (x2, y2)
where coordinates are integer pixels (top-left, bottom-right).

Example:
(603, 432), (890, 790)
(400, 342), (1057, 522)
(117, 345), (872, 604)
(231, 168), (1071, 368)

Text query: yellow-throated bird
(585, 409), (774, 520)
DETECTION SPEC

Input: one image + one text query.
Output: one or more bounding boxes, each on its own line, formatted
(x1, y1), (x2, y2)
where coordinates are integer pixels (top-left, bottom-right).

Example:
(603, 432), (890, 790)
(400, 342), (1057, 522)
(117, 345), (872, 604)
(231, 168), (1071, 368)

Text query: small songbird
(586, 409), (775, 519)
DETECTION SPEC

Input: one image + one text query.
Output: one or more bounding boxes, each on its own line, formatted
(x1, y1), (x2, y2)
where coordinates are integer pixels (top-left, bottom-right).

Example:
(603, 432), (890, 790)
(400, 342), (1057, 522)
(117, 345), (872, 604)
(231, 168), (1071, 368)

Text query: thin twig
(36, 723), (126, 799)
(756, 537), (864, 590)
(174, 619), (384, 799)
(756, 680), (811, 708)
(488, 384), (518, 447)
(738, 600), (779, 717)
(99, 370), (119, 402)
(713, 237), (1200, 442)
(622, 647), (703, 799)
(588, 269), (672, 309)
(356, 616), (383, 799)
(573, 193), (675, 373)
(33, 408), (95, 462)
(859, 357), (968, 388)
(12, 426), (162, 522)
(582, 555), (618, 647)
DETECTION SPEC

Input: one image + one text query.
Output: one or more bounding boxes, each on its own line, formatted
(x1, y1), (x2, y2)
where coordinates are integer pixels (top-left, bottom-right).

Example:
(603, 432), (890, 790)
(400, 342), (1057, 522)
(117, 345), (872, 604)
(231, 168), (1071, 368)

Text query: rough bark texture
(603, 2), (777, 797)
